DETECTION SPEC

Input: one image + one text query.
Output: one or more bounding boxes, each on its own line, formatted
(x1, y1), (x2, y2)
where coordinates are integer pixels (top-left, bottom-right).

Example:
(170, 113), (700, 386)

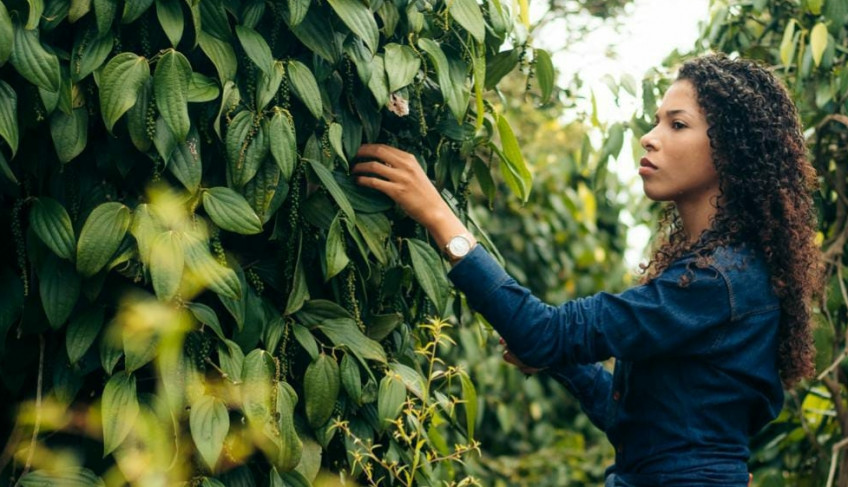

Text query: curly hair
(640, 53), (823, 388)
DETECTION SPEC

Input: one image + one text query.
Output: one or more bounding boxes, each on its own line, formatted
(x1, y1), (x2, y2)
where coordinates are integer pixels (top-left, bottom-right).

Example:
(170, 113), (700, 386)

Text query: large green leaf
(406, 238), (449, 315)
(150, 231), (184, 301)
(99, 52), (150, 133)
(332, 172), (393, 213)
(287, 60), (322, 119)
(198, 31), (237, 82)
(458, 370), (477, 438)
(187, 72), (220, 102)
(127, 77), (152, 152)
(534, 48), (554, 102)
(0, 149), (17, 184)
(202, 187), (263, 235)
(256, 60), (284, 110)
(377, 373), (406, 431)
(287, 0), (309, 26)
(190, 396), (230, 470)
(30, 196), (76, 260)
(810, 22), (828, 67)
(0, 81), (18, 158)
(316, 318), (386, 363)
(306, 160), (354, 222)
(187, 302), (225, 340)
(268, 109), (297, 181)
(325, 213), (349, 280)
(66, 307), (105, 364)
(155, 49), (192, 142)
(418, 38), (467, 122)
(69, 0), (92, 22)
(327, 0), (379, 54)
(94, 0), (116, 36)
(183, 233), (242, 299)
(122, 321), (160, 373)
(50, 107), (88, 163)
(102, 371), (140, 456)
(236, 25), (274, 74)
(226, 110), (268, 187)
(366, 54), (388, 106)
(383, 43), (420, 92)
(0, 2), (12, 65)
(289, 8), (340, 63)
(354, 212), (390, 265)
(448, 0), (486, 43)
(71, 28), (113, 82)
(10, 24), (61, 93)
(76, 202), (132, 277)
(40, 255), (81, 329)
(285, 233), (309, 315)
(304, 354), (340, 428)
(241, 349), (274, 424)
(122, 0), (153, 23)
(156, 0), (184, 47)
(495, 113), (532, 202)
(169, 126), (202, 193)
(485, 49), (519, 89)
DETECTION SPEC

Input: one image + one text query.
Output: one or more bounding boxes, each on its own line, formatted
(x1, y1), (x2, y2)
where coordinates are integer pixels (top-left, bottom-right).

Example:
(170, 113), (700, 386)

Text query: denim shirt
(448, 244), (784, 487)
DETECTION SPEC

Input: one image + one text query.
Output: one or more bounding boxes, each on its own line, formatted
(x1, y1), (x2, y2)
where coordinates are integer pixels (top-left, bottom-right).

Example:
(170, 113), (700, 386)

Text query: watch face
(449, 236), (471, 256)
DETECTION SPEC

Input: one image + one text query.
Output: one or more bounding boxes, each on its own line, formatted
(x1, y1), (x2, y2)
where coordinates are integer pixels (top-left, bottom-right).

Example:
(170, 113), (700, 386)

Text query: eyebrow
(654, 109), (691, 119)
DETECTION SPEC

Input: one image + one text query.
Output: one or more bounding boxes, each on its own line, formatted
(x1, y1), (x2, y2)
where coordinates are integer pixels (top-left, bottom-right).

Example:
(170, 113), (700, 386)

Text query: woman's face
(638, 80), (719, 207)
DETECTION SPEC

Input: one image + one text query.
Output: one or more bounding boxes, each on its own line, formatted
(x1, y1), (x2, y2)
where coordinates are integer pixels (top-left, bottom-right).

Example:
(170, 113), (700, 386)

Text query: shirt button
(613, 390), (621, 401)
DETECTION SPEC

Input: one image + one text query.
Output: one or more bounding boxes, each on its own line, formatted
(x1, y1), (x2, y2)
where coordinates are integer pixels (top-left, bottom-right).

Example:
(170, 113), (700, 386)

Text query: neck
(677, 197), (718, 244)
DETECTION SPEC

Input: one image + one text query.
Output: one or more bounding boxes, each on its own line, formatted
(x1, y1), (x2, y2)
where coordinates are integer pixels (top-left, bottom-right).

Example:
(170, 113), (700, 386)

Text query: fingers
(355, 173), (395, 194)
(351, 161), (395, 178)
(355, 143), (414, 169)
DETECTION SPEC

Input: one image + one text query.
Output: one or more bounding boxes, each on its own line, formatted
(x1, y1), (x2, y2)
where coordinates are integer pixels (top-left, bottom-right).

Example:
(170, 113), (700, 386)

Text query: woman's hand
(352, 143), (450, 228)
(352, 143), (474, 254)
(500, 337), (543, 375)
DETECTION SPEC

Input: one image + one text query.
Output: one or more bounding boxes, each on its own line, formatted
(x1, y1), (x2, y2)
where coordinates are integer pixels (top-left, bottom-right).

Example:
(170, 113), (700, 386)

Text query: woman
(352, 53), (822, 486)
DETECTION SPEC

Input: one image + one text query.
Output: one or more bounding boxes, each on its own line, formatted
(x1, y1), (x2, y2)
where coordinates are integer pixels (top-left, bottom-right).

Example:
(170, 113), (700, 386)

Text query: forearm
(420, 206), (477, 264)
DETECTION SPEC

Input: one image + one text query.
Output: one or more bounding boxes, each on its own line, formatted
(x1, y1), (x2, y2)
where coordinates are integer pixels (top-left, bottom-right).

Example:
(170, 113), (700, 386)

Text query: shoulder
(703, 243), (779, 320)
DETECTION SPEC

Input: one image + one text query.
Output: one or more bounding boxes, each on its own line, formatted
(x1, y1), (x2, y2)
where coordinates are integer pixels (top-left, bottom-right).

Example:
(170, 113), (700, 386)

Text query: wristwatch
(445, 233), (475, 261)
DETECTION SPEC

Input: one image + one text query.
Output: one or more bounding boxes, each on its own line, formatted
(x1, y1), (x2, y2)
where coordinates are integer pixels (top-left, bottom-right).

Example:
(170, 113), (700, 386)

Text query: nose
(640, 127), (658, 152)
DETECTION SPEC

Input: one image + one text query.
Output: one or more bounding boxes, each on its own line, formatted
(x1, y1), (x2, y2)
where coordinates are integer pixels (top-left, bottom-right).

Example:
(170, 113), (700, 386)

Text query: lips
(640, 157), (658, 169)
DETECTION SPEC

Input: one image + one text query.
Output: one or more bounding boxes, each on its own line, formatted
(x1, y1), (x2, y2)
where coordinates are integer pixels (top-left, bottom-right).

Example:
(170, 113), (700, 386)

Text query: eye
(671, 121), (687, 130)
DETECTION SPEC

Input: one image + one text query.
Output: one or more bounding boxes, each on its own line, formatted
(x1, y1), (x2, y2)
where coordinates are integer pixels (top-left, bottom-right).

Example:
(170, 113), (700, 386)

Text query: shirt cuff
(447, 245), (511, 307)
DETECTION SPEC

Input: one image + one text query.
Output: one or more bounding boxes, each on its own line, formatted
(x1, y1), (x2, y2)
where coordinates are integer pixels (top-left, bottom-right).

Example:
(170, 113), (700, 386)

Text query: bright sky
(531, 0), (710, 269)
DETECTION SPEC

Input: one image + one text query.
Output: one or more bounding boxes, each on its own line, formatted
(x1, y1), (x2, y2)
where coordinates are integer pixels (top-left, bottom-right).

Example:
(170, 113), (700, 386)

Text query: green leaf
(127, 77), (152, 151)
(304, 354), (340, 427)
(169, 126), (202, 193)
(236, 24), (274, 74)
(40, 255), (81, 329)
(30, 197), (76, 260)
(76, 202), (132, 277)
(122, 0), (153, 23)
(0, 151), (18, 185)
(66, 307), (104, 363)
(226, 110), (268, 187)
(268, 109), (297, 181)
(406, 238), (449, 315)
(365, 313), (402, 341)
(780, 20), (796, 68)
(418, 38), (467, 122)
(256, 60), (284, 110)
(19, 468), (105, 487)
(534, 48), (554, 102)
(366, 54), (388, 106)
(123, 323), (159, 372)
(325, 213), (350, 280)
(72, 28), (113, 82)
(340, 353), (362, 405)
(0, 81), (18, 158)
(327, 0), (379, 54)
(459, 370), (477, 438)
(383, 43), (420, 93)
(332, 172), (393, 213)
(191, 396), (230, 470)
(287, 0), (309, 26)
(150, 231), (184, 301)
(198, 31), (237, 82)
(448, 0), (486, 43)
(102, 371), (140, 456)
(217, 339), (244, 380)
(328, 122), (346, 164)
(50, 107), (88, 163)
(485, 49), (519, 89)
(156, 0), (184, 46)
(354, 212), (390, 264)
(810, 22), (828, 67)
(285, 233), (310, 315)
(495, 113), (532, 202)
(94, 0), (116, 35)
(26, 0), (45, 30)
(187, 72), (220, 102)
(10, 24), (61, 93)
(289, 8), (340, 63)
(306, 159), (355, 222)
(377, 373), (406, 431)
(287, 60), (323, 119)
(316, 318), (386, 363)
(187, 302), (225, 340)
(155, 49), (192, 142)
(183, 233), (242, 299)
(202, 187), (264, 235)
(241, 349), (274, 424)
(100, 329), (123, 375)
(99, 52), (150, 133)
(154, 116), (177, 164)
(0, 2), (12, 65)
(69, 0), (92, 22)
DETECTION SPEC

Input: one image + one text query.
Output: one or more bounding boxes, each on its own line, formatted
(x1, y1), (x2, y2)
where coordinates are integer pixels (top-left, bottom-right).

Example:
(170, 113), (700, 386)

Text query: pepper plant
(0, 0), (554, 485)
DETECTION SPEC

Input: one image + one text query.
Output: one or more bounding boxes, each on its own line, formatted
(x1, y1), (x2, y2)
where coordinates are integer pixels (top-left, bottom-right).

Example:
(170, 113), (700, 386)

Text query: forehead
(658, 80), (703, 113)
